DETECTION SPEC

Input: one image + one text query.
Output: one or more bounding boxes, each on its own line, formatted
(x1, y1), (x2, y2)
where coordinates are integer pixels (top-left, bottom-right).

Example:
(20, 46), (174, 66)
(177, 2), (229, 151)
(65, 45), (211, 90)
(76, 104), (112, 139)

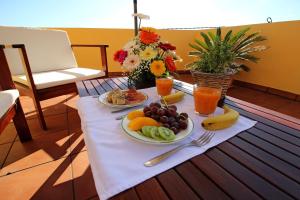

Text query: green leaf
(229, 27), (251, 45)
(234, 34), (267, 52)
(189, 43), (204, 52)
(236, 54), (259, 62)
(200, 32), (212, 48)
(216, 27), (221, 38)
(223, 30), (232, 44)
(194, 39), (209, 50)
(208, 31), (216, 43)
(188, 51), (204, 57)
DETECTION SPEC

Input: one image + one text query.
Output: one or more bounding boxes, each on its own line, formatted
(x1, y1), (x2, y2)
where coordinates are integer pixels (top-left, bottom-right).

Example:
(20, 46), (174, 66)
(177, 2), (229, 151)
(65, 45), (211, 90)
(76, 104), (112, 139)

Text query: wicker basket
(190, 70), (235, 99)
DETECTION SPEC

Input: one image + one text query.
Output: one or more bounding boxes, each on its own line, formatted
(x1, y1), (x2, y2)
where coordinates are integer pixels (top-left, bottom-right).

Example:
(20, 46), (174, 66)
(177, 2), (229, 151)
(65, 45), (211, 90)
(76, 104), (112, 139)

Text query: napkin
(77, 87), (256, 200)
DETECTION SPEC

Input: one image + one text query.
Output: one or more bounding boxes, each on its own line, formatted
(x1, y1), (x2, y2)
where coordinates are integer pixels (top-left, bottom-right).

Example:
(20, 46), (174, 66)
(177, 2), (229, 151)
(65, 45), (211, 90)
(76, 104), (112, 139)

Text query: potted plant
(186, 27), (267, 104)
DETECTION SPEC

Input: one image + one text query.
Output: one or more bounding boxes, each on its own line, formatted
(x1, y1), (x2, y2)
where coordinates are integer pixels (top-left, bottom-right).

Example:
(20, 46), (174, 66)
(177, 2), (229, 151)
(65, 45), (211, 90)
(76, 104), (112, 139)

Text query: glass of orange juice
(156, 77), (173, 96)
(193, 83), (222, 116)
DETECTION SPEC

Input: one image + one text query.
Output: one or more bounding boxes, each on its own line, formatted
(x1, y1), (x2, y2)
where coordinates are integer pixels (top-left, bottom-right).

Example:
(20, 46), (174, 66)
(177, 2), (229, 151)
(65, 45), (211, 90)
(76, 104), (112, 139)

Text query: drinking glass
(193, 83), (222, 116)
(156, 77), (173, 96)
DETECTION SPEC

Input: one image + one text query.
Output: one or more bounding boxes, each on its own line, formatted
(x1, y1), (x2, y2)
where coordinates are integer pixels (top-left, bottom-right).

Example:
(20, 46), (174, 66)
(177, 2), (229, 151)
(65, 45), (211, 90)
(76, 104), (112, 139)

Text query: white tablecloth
(77, 87), (256, 200)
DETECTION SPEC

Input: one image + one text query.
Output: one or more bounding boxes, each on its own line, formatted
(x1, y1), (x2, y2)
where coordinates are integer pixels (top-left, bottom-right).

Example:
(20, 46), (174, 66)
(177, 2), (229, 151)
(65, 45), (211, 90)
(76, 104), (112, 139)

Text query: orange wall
(57, 20), (300, 95)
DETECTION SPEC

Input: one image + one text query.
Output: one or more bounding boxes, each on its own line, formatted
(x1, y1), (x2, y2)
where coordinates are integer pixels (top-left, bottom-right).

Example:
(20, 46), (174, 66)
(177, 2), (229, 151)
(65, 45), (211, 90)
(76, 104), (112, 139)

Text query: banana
(161, 91), (185, 104)
(201, 105), (239, 131)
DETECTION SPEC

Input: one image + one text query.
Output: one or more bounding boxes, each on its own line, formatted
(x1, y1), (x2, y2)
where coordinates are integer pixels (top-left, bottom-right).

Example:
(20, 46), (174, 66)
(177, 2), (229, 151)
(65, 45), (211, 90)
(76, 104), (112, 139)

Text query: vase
(127, 72), (156, 89)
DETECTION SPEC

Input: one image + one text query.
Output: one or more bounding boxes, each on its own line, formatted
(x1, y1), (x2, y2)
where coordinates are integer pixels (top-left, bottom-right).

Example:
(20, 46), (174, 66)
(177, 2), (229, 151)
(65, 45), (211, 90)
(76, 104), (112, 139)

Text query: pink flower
(114, 50), (128, 64)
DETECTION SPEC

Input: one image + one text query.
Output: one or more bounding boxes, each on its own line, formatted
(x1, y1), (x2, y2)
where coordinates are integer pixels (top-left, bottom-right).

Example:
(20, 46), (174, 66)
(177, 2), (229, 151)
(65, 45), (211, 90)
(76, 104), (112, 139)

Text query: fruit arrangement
(126, 102), (189, 142)
(143, 102), (189, 134)
(201, 105), (239, 130)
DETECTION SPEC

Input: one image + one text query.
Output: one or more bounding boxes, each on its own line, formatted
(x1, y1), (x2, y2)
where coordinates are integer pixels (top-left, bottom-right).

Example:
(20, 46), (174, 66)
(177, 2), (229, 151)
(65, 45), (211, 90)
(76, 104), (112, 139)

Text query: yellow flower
(140, 47), (157, 60)
(150, 60), (166, 77)
(140, 27), (156, 33)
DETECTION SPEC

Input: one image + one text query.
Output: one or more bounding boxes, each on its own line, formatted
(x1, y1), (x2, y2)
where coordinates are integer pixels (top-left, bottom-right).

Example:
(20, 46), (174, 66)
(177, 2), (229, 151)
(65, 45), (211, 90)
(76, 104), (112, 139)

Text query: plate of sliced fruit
(121, 102), (194, 145)
(99, 88), (148, 108)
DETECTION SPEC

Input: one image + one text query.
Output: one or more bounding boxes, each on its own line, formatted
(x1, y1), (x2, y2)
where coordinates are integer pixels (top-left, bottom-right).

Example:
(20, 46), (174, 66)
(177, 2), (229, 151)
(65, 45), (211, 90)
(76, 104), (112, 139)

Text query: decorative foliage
(187, 27), (267, 74)
(114, 27), (181, 88)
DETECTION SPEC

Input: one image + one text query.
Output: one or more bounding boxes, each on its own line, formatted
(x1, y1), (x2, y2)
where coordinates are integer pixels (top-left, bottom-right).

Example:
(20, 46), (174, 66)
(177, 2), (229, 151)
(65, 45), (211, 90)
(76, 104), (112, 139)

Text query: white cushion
(0, 89), (19, 118)
(12, 67), (105, 89)
(0, 26), (78, 75)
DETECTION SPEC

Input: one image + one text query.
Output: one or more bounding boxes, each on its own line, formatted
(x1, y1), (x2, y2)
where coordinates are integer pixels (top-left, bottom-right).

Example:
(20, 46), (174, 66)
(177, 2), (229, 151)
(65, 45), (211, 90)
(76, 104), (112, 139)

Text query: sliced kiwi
(141, 126), (152, 138)
(158, 127), (176, 141)
(150, 127), (163, 140)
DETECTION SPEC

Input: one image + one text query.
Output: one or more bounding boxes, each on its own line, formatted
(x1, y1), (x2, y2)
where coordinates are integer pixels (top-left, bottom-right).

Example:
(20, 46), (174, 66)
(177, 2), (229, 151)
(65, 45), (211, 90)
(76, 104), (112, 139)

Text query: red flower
(159, 43), (176, 51)
(114, 50), (128, 64)
(140, 30), (159, 44)
(165, 56), (176, 72)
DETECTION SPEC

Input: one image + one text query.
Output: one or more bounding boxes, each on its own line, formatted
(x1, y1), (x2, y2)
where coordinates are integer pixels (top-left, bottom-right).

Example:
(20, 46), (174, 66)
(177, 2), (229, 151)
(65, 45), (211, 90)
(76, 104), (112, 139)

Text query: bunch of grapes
(143, 102), (189, 134)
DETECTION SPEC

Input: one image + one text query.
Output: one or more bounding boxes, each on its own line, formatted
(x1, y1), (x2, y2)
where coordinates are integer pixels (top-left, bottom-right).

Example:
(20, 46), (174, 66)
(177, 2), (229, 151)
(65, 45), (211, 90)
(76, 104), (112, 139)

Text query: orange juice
(156, 78), (173, 96)
(193, 86), (221, 115)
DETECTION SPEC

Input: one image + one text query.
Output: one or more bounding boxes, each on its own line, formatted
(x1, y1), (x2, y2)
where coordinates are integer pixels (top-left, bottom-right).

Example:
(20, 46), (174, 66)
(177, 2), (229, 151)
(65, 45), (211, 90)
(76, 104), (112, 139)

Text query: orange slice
(127, 110), (145, 120)
(128, 117), (159, 131)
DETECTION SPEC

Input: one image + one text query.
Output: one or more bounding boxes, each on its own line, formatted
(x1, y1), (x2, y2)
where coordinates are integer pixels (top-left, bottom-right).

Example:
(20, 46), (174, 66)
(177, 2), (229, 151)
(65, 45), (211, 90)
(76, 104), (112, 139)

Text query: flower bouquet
(114, 27), (181, 89)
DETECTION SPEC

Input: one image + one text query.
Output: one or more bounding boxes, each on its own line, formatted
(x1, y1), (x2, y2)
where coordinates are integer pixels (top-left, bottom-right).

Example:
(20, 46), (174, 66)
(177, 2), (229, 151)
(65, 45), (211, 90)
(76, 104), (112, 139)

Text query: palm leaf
(189, 43), (205, 52)
(233, 32), (259, 51)
(234, 34), (267, 52)
(188, 51), (204, 57)
(194, 39), (209, 50)
(229, 27), (250, 45)
(208, 31), (216, 44)
(236, 54), (259, 62)
(223, 30), (232, 44)
(216, 27), (221, 39)
(200, 32), (212, 48)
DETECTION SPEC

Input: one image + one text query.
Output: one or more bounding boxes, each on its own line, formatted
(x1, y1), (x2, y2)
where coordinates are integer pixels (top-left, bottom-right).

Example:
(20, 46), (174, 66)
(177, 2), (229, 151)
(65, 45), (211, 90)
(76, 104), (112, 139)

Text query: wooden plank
(90, 79), (106, 95)
(247, 127), (300, 156)
(135, 178), (169, 200)
(218, 142), (300, 199)
(254, 123), (300, 145)
(111, 188), (140, 200)
(191, 155), (261, 200)
(76, 81), (89, 97)
(83, 80), (98, 96)
(105, 78), (121, 90)
(207, 148), (294, 200)
(97, 79), (112, 92)
(239, 132), (300, 168)
(117, 77), (129, 88)
(111, 78), (128, 90)
(229, 137), (300, 183)
(176, 162), (231, 200)
(157, 169), (200, 200)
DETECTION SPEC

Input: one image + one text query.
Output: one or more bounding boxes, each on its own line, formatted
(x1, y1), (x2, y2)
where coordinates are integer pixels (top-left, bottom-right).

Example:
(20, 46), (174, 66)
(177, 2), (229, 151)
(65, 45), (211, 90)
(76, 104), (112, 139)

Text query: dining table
(76, 77), (300, 200)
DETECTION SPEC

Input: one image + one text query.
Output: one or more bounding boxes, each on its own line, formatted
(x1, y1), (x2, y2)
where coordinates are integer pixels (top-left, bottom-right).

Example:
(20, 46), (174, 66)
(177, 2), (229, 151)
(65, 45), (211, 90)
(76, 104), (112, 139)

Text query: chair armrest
(0, 44), (17, 90)
(2, 44), (38, 92)
(71, 44), (109, 77)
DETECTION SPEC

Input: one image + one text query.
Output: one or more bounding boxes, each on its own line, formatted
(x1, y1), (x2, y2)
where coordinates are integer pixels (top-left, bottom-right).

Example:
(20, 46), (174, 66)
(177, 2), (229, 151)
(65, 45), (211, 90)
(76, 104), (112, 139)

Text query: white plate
(121, 116), (194, 145)
(98, 91), (148, 109)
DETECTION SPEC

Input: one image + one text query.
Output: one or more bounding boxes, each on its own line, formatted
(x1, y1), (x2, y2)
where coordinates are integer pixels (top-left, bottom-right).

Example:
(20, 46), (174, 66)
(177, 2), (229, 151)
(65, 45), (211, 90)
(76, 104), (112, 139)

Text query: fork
(144, 131), (215, 167)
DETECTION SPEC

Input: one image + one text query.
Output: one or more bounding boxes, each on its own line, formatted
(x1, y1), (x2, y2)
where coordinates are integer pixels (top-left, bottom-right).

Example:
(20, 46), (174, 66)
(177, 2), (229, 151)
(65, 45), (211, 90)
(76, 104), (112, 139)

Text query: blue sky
(1, 0), (300, 28)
